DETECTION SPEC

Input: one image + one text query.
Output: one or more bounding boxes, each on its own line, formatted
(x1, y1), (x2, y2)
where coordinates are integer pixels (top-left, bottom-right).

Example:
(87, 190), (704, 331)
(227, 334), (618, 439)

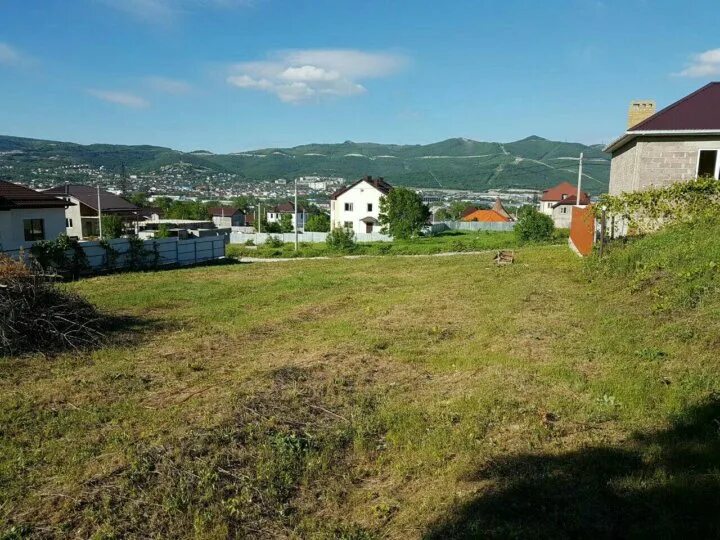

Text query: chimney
(628, 100), (656, 129)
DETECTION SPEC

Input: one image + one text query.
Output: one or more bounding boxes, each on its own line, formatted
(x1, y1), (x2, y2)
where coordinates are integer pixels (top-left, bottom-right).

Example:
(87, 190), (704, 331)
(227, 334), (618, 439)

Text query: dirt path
(234, 245), (564, 263)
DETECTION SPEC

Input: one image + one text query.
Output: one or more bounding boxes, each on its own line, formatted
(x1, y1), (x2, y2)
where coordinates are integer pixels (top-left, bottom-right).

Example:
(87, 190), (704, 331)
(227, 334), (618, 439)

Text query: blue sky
(1, 0), (720, 153)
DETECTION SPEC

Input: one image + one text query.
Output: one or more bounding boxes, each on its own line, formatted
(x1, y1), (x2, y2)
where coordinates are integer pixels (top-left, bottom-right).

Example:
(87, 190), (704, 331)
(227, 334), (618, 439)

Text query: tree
(514, 206), (555, 242)
(153, 196), (173, 211)
(305, 213), (330, 232)
(166, 201), (210, 220)
(278, 213), (294, 233)
(326, 227), (356, 251)
(156, 224), (171, 238)
(434, 208), (452, 222)
(379, 187), (430, 240)
(128, 192), (149, 207)
(101, 215), (124, 239)
(260, 218), (282, 233)
(449, 201), (472, 220)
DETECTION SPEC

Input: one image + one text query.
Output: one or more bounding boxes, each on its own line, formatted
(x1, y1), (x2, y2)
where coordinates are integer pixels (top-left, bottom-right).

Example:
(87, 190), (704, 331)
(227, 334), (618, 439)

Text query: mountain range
(0, 134), (610, 193)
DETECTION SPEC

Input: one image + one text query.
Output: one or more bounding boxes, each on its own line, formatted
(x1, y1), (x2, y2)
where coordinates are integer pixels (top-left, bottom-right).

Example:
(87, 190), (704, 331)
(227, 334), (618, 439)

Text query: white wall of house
(539, 200), (556, 216)
(330, 180), (385, 233)
(62, 197), (85, 238)
(0, 207), (67, 252)
(265, 211), (306, 230)
(212, 214), (243, 228)
(551, 204), (586, 229)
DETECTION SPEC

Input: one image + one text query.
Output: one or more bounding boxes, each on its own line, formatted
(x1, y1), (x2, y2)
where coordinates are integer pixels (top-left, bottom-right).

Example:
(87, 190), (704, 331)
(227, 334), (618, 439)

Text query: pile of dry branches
(0, 255), (106, 355)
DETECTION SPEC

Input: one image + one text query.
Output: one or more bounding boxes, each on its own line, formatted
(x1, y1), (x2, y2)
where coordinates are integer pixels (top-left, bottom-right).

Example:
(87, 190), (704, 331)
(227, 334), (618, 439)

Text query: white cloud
(146, 76), (193, 94)
(674, 48), (720, 77)
(226, 49), (406, 103)
(98, 0), (253, 23)
(87, 89), (150, 108)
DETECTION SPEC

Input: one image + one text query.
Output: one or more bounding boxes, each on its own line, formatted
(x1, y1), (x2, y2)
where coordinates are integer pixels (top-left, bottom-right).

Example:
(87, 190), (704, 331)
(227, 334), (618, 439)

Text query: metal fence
(229, 231), (393, 244)
(2, 235), (226, 272)
(431, 221), (515, 233)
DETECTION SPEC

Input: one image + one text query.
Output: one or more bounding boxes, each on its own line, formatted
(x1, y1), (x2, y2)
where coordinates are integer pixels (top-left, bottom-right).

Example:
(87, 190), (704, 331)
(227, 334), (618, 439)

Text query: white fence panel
(2, 235), (226, 273)
(432, 221), (515, 232)
(229, 231), (392, 245)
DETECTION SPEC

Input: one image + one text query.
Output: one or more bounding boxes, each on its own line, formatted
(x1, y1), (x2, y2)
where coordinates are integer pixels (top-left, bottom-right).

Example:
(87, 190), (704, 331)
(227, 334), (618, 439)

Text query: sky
(1, 0), (720, 153)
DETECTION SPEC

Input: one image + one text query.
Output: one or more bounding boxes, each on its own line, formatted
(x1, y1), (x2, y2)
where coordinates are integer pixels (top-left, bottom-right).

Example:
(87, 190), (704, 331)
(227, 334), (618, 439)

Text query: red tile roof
(462, 209), (511, 223)
(330, 176), (393, 200)
(606, 82), (720, 153)
(0, 180), (72, 210)
(552, 194), (590, 208)
(630, 82), (720, 131)
(540, 181), (590, 203)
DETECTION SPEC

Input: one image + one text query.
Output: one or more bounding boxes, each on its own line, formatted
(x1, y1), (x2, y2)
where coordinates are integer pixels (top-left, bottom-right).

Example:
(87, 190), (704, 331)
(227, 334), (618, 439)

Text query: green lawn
(227, 229), (568, 259)
(1, 222), (719, 538)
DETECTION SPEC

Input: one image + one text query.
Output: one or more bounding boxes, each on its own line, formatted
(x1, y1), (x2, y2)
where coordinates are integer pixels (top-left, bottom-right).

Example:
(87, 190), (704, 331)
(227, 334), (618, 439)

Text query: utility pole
(120, 162), (128, 196)
(97, 185), (103, 238)
(257, 204), (261, 233)
(576, 152), (584, 206)
(294, 178), (299, 252)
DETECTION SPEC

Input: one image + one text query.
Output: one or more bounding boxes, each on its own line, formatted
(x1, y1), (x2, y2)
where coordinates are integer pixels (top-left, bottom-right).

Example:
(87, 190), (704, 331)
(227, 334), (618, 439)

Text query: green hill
(0, 134), (610, 193)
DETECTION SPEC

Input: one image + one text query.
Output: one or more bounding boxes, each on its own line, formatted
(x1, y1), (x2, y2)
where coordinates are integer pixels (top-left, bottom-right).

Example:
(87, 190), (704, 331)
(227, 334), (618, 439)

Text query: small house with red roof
(539, 182), (591, 228)
(605, 82), (720, 194)
(462, 198), (514, 223)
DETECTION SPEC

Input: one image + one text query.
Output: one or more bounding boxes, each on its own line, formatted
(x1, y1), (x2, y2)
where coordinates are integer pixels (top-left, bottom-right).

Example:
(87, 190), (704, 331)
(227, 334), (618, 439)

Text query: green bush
(29, 234), (89, 277)
(265, 236), (284, 248)
(326, 228), (356, 252)
(304, 213), (331, 232)
(587, 215), (720, 311)
(514, 206), (555, 242)
(101, 215), (124, 239)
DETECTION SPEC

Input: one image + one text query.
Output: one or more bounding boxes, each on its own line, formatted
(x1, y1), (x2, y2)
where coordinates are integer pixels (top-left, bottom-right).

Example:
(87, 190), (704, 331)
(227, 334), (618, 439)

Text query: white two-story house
(330, 176), (393, 233)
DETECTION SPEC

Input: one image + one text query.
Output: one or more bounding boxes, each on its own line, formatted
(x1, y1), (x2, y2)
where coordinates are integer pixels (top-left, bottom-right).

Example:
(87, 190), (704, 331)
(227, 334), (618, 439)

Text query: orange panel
(570, 206), (595, 256)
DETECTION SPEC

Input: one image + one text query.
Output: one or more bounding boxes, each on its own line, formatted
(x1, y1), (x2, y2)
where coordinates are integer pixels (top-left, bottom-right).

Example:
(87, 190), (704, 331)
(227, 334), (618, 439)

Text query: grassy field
(226, 229), (568, 259)
(1, 220), (719, 538)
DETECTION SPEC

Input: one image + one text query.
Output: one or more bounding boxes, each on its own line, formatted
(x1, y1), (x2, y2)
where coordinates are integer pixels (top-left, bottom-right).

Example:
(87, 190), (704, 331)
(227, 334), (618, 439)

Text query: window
(697, 150), (719, 178)
(23, 219), (45, 241)
(344, 202), (354, 211)
(367, 203), (373, 212)
(343, 221), (353, 229)
(65, 218), (73, 227)
(561, 207), (568, 214)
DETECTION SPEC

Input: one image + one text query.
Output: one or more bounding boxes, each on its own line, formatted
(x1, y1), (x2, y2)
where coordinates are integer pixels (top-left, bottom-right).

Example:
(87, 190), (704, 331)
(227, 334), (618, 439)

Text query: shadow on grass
(97, 313), (174, 349)
(425, 396), (720, 539)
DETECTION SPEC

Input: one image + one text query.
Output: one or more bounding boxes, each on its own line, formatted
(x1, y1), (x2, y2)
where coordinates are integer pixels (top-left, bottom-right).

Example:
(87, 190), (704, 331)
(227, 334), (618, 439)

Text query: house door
(365, 222), (373, 233)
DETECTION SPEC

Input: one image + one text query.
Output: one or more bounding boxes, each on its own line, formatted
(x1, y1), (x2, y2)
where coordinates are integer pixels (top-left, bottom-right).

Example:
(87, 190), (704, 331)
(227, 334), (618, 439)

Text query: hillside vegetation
(1, 221), (719, 538)
(0, 134), (610, 192)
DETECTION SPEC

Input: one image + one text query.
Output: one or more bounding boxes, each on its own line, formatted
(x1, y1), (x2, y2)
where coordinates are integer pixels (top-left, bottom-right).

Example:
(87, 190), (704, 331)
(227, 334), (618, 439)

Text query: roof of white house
(605, 82), (720, 153)
(330, 176), (393, 200)
(0, 180), (72, 211)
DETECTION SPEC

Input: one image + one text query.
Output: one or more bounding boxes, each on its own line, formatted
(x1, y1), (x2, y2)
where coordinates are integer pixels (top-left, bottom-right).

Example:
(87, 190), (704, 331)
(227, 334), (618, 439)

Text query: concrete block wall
(609, 136), (720, 195)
